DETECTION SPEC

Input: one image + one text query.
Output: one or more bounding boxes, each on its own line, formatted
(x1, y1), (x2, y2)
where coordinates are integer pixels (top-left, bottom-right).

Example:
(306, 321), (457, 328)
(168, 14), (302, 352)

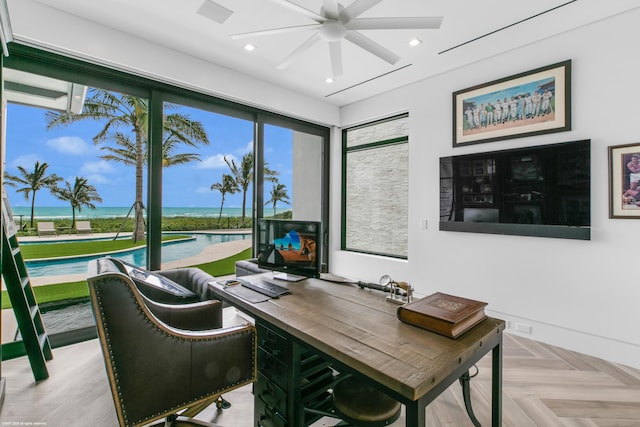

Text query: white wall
(334, 9), (640, 369)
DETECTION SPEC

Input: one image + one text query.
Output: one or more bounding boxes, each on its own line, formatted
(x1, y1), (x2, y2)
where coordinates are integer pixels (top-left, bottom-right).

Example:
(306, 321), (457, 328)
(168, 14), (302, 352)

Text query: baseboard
(487, 309), (640, 370)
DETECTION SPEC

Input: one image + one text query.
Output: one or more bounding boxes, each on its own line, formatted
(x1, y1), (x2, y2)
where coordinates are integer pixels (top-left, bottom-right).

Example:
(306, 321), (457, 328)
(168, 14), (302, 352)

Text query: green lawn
(1, 247), (252, 310)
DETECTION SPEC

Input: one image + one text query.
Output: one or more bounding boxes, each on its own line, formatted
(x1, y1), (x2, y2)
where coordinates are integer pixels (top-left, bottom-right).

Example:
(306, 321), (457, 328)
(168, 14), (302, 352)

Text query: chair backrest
(87, 258), (257, 427)
(76, 220), (91, 229)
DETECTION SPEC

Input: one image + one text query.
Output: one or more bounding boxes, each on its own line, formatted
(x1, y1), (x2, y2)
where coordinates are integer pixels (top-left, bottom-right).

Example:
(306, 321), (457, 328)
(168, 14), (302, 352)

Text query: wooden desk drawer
(255, 373), (287, 418)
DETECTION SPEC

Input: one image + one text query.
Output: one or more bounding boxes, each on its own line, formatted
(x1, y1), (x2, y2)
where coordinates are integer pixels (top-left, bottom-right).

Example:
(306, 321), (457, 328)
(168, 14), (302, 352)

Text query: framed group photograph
(453, 60), (571, 147)
(609, 142), (640, 218)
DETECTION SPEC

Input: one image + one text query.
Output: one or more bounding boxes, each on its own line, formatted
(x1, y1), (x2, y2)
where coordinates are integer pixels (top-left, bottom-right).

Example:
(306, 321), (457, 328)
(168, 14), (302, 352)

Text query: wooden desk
(212, 275), (504, 426)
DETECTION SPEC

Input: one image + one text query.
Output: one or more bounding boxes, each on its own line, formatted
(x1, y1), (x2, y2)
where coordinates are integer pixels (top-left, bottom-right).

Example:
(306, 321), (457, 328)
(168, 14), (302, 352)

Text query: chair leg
(216, 396), (231, 409)
(180, 396), (220, 418)
(459, 370), (481, 427)
(164, 414), (177, 427)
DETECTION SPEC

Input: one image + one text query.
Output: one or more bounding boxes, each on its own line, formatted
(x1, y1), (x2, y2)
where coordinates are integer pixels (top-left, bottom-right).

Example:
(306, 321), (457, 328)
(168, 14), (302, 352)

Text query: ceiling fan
(230, 0), (443, 78)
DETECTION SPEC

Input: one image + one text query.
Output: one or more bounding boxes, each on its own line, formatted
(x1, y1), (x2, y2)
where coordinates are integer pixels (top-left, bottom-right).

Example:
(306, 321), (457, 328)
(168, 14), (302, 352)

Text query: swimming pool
(25, 233), (250, 277)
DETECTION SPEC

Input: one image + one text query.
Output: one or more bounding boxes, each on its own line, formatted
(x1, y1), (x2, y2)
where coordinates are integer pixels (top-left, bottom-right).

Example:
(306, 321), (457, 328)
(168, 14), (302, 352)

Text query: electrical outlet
(516, 323), (532, 334)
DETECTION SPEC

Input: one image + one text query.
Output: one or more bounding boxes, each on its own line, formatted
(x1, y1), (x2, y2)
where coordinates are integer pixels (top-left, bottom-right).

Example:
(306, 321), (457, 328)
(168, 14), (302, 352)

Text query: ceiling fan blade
(269, 0), (326, 23)
(346, 17), (443, 30)
(231, 24), (321, 40)
(339, 0), (383, 23)
(344, 31), (400, 65)
(329, 41), (343, 77)
(276, 33), (322, 70)
(322, 0), (340, 20)
(197, 0), (234, 24)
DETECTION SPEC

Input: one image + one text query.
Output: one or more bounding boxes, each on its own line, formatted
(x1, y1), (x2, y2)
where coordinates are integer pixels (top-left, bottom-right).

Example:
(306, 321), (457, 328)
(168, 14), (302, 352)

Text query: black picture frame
(453, 60), (571, 147)
(609, 142), (640, 218)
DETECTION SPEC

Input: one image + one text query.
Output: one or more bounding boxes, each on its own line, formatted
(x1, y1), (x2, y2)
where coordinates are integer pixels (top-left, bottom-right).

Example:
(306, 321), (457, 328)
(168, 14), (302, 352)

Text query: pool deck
(16, 229), (253, 286)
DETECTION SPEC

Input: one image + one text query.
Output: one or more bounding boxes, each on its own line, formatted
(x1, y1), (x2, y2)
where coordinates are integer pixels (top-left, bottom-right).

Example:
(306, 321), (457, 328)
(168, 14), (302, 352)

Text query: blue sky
(4, 99), (293, 209)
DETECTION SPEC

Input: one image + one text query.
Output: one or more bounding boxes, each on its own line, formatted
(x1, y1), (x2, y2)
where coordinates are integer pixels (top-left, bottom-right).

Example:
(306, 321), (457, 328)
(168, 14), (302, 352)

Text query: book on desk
(397, 292), (487, 339)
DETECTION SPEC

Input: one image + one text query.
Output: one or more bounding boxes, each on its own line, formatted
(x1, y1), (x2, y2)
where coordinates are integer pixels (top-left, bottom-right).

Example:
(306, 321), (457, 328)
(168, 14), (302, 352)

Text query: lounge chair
(36, 222), (57, 237)
(75, 220), (93, 234)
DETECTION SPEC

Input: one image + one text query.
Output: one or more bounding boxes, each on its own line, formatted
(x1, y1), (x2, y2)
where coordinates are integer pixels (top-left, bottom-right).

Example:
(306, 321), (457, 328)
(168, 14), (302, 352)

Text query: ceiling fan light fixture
(409, 38), (422, 47)
(319, 20), (347, 41)
(243, 43), (257, 52)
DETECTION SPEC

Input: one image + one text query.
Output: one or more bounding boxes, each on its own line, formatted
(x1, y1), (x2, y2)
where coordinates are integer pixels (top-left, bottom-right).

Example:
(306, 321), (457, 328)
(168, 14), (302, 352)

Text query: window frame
(1, 44), (330, 355)
(3, 44), (330, 270)
(341, 113), (409, 259)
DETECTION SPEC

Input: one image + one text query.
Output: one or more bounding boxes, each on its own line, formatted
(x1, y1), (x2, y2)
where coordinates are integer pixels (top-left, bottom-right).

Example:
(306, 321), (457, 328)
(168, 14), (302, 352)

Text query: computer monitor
(257, 219), (321, 280)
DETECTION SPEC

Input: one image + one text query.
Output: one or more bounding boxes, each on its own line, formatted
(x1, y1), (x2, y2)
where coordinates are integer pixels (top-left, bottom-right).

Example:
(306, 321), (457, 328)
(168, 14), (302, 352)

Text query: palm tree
(45, 90), (209, 242)
(52, 177), (103, 228)
(211, 174), (239, 225)
(265, 182), (290, 217)
(225, 153), (280, 227)
(4, 161), (63, 228)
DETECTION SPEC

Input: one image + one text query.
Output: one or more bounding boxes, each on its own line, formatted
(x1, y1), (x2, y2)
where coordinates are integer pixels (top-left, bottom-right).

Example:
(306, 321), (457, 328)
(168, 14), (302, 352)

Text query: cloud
(197, 153), (236, 169)
(235, 141), (253, 155)
(84, 174), (111, 185)
(195, 186), (211, 193)
(77, 161), (118, 185)
(45, 136), (93, 155)
(80, 160), (116, 175)
(9, 154), (40, 169)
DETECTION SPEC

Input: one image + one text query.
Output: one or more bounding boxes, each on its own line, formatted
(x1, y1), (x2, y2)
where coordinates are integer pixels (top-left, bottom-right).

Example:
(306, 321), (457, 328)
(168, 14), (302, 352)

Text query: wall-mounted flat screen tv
(440, 139), (590, 240)
(257, 219), (321, 280)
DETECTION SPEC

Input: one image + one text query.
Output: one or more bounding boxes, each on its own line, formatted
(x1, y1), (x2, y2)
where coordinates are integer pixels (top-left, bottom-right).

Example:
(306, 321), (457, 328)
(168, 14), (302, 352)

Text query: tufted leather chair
(87, 258), (257, 427)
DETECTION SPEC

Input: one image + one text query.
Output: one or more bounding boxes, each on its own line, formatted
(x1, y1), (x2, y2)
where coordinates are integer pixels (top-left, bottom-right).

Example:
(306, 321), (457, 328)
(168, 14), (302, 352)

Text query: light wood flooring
(1, 324), (640, 426)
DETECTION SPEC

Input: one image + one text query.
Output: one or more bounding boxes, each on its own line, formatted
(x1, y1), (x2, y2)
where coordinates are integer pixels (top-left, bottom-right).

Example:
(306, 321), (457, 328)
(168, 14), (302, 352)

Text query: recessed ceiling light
(409, 38), (422, 47)
(243, 44), (256, 52)
(325, 77), (334, 83)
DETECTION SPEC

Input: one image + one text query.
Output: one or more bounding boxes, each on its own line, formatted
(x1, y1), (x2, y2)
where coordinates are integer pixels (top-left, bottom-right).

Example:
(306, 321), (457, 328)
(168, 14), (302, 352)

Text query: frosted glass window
(343, 114), (408, 258)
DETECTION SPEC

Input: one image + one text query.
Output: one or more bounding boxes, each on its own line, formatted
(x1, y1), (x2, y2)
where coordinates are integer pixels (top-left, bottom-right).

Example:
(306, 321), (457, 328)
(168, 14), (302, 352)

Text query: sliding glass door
(0, 45), (330, 356)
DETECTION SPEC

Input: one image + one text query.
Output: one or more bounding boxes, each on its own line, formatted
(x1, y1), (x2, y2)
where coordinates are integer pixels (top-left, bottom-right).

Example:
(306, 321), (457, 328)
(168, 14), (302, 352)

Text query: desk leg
(405, 401), (425, 427)
(492, 337), (503, 427)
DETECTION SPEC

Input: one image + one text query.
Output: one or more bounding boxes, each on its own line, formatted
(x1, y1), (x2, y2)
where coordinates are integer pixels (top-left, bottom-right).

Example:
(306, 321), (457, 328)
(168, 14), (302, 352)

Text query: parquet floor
(1, 325), (639, 426)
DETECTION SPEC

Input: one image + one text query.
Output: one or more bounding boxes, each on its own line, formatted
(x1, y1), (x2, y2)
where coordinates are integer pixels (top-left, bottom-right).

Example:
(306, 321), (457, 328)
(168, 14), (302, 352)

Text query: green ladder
(2, 213), (52, 381)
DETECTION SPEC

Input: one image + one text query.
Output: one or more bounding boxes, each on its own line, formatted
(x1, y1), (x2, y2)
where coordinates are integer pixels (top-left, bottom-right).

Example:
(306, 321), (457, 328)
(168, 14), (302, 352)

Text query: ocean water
(9, 206), (287, 220)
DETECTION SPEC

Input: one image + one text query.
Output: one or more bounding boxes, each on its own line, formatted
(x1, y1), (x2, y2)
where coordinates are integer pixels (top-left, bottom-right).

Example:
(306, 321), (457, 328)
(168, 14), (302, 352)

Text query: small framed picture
(453, 60), (571, 147)
(609, 142), (640, 218)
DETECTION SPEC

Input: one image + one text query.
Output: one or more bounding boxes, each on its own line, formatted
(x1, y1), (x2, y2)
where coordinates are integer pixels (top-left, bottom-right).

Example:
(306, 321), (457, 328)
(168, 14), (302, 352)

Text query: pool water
(25, 233), (250, 277)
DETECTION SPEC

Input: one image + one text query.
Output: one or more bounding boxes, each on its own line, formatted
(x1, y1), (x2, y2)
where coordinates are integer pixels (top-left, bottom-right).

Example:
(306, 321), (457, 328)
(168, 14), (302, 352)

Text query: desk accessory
(380, 274), (414, 304)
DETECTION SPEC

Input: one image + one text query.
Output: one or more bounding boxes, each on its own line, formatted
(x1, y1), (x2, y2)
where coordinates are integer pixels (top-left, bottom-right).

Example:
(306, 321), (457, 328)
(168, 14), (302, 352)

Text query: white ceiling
(10, 0), (640, 106)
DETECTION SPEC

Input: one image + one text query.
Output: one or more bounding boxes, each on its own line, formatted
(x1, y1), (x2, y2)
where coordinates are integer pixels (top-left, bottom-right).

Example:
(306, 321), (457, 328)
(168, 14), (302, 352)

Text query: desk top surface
(213, 274), (505, 401)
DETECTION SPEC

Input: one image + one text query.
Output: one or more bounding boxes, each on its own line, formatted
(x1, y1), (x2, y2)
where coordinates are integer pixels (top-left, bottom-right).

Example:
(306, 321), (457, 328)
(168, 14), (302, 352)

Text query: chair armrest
(143, 297), (223, 330)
